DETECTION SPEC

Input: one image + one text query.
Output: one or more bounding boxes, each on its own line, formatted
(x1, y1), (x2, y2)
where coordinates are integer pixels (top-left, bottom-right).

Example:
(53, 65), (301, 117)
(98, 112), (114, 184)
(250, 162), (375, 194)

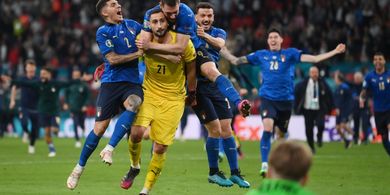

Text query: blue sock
(219, 138), (224, 154)
(215, 75), (241, 106)
(223, 136), (239, 171)
(260, 131), (272, 163)
(48, 143), (56, 152)
(108, 111), (136, 147)
(78, 131), (101, 166)
(206, 137), (219, 169)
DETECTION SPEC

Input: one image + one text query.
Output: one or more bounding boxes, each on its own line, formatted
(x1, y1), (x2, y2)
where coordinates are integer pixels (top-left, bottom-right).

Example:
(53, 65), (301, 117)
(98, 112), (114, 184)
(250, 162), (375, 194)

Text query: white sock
(140, 187), (149, 194)
(104, 144), (114, 152)
(132, 164), (141, 169)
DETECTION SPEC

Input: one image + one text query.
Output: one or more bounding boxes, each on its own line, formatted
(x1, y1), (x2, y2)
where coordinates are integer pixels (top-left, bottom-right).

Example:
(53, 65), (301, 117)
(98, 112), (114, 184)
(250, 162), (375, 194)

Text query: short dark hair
(25, 59), (36, 66)
(96, 0), (109, 15)
(195, 2), (214, 13)
(267, 27), (282, 37)
(374, 51), (385, 58)
(149, 8), (164, 17)
(161, 0), (179, 7)
(41, 66), (53, 74)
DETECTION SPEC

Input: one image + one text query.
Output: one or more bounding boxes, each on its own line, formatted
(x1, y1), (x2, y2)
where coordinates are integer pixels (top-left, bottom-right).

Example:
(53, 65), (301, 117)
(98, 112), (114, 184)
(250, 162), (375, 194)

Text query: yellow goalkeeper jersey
(143, 31), (196, 100)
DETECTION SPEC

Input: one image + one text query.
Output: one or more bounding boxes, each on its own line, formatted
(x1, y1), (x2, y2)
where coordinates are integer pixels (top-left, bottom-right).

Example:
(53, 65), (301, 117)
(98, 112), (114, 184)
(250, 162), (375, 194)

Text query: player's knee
(220, 129), (232, 139)
(130, 127), (144, 143)
(201, 62), (220, 81)
(93, 120), (109, 136)
(125, 95), (142, 112)
(153, 143), (167, 154)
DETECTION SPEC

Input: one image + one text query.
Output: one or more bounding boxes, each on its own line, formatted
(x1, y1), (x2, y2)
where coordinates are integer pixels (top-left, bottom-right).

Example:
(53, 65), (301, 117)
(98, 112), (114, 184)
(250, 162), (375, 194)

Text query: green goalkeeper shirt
(246, 179), (314, 195)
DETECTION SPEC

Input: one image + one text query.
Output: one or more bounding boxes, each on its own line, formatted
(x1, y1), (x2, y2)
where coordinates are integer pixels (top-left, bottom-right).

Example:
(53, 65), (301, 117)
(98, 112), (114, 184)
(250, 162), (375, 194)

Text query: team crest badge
(96, 107), (102, 118)
(262, 110), (268, 117)
(281, 55), (285, 62)
(387, 77), (390, 83)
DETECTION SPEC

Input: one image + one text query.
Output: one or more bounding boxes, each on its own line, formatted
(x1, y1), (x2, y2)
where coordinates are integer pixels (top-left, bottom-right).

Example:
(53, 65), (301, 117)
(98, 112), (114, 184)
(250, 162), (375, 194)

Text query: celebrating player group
(64, 0), (390, 194)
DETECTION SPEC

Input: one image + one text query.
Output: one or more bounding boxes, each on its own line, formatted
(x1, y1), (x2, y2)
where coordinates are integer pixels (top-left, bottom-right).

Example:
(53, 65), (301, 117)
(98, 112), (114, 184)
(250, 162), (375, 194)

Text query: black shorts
(96, 82), (143, 121)
(195, 46), (214, 76)
(260, 97), (292, 133)
(374, 110), (390, 135)
(39, 113), (57, 128)
(192, 80), (233, 124)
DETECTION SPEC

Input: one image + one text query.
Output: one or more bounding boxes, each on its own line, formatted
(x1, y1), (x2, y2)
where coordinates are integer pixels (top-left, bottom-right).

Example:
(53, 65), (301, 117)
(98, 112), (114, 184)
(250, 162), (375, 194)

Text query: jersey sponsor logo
(120, 30), (124, 34)
(105, 39), (113, 48)
(272, 56), (277, 60)
(51, 87), (56, 92)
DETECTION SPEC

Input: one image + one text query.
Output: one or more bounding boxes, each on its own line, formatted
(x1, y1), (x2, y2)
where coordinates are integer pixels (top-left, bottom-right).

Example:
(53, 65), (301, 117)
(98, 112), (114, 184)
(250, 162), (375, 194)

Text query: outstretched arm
(301, 43), (346, 63)
(220, 47), (248, 65)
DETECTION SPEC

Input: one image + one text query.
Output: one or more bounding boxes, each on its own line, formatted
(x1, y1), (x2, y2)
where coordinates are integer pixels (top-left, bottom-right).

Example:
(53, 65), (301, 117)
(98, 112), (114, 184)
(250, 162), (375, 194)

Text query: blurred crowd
(1, 0), (390, 77)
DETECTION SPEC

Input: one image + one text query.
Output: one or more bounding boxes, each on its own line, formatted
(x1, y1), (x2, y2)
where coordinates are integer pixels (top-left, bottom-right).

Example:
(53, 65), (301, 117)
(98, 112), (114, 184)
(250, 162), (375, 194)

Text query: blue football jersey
(363, 70), (390, 112)
(143, 3), (202, 49)
(246, 48), (302, 101)
(202, 26), (226, 62)
(96, 19), (142, 84)
(334, 82), (353, 113)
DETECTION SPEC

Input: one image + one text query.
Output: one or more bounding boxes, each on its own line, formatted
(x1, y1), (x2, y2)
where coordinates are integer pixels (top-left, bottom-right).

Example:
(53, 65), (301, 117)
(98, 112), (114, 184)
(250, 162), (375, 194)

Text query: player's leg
(259, 98), (277, 177)
(335, 115), (350, 148)
(375, 111), (390, 156)
(361, 109), (370, 144)
(72, 112), (81, 147)
(316, 112), (325, 148)
(220, 119), (250, 188)
(67, 83), (122, 190)
(40, 114), (56, 157)
(139, 99), (184, 194)
(28, 112), (39, 154)
(121, 125), (146, 189)
(196, 47), (251, 116)
(303, 110), (316, 153)
(139, 143), (167, 195)
(121, 97), (153, 189)
(352, 111), (360, 145)
(101, 84), (143, 165)
(192, 94), (233, 187)
(20, 109), (30, 143)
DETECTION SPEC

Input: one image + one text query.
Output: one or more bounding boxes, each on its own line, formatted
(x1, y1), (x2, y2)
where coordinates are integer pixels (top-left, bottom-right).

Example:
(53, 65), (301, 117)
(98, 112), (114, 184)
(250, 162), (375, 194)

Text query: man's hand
(197, 26), (206, 38)
(334, 44), (346, 54)
(185, 90), (197, 106)
(94, 64), (105, 82)
(136, 39), (150, 51)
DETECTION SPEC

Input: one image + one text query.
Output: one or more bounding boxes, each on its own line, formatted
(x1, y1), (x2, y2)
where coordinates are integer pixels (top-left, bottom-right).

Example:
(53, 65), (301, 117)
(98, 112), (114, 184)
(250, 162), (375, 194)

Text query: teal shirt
(246, 179), (314, 195)
(65, 80), (89, 113)
(14, 80), (72, 115)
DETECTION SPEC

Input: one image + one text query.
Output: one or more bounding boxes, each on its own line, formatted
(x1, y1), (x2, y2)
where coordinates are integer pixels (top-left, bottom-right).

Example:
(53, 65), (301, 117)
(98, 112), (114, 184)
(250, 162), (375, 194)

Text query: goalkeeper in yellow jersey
(120, 9), (197, 195)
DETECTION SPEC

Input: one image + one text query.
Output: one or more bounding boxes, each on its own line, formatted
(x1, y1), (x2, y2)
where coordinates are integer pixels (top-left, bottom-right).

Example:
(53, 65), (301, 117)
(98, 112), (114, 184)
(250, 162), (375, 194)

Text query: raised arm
(300, 43), (346, 63)
(220, 47), (249, 65)
(197, 26), (225, 50)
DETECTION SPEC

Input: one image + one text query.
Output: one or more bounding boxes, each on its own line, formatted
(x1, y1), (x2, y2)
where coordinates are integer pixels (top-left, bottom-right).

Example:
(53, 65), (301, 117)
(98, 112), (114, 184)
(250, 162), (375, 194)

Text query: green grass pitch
(0, 137), (389, 195)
